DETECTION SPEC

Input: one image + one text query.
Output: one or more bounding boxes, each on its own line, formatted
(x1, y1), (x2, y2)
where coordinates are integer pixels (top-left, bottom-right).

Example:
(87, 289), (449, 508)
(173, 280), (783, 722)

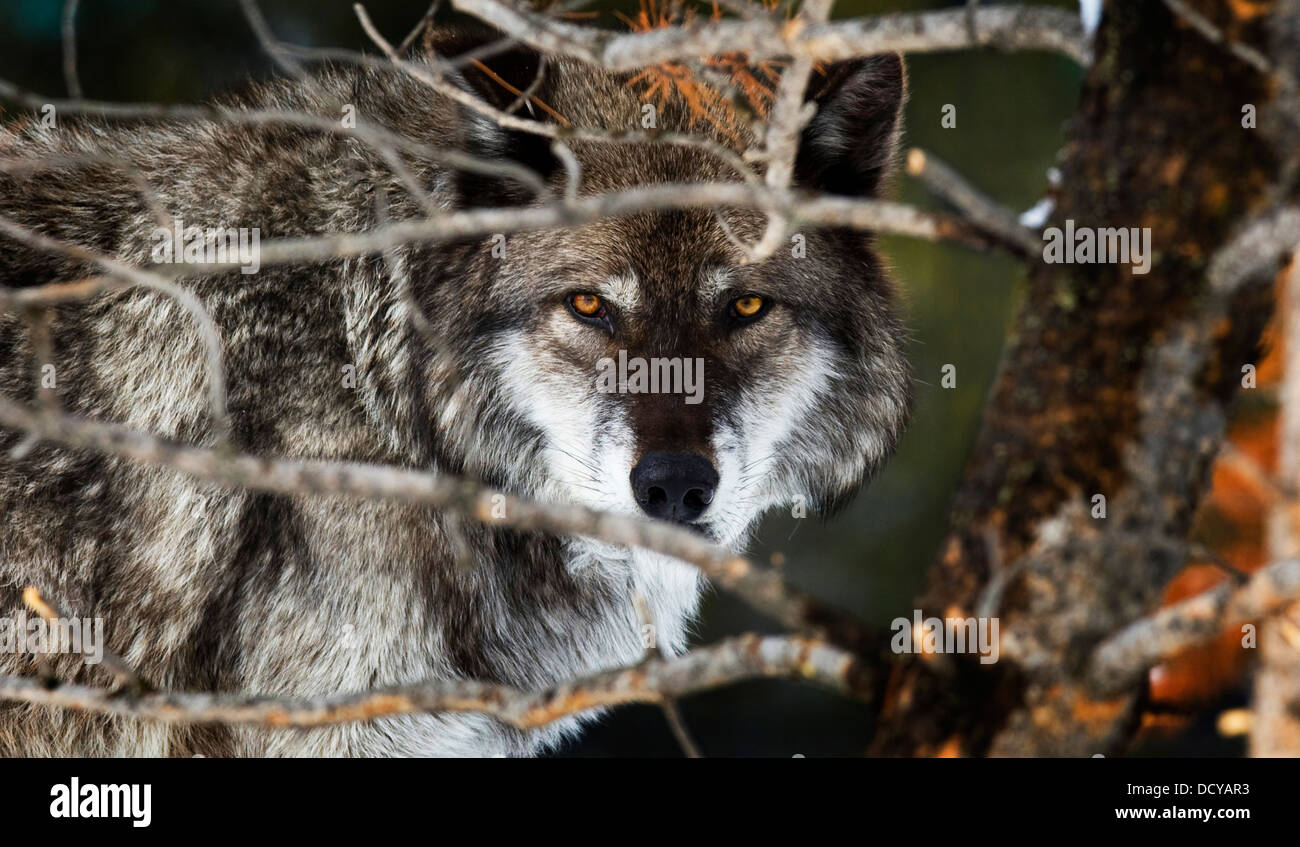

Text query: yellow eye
(732, 295), (765, 318)
(569, 293), (603, 316)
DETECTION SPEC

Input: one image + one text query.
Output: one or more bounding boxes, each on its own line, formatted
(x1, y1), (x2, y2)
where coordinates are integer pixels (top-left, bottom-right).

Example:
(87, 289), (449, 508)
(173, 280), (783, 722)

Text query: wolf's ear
(423, 24), (561, 204)
(794, 54), (906, 197)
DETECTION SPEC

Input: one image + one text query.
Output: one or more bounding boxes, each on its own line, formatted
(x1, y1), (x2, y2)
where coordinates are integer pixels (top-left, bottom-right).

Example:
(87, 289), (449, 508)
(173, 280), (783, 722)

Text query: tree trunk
(873, 0), (1288, 757)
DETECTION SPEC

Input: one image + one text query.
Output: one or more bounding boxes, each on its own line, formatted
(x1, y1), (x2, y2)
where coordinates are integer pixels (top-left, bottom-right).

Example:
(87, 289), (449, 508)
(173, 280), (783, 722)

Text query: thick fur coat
(0, 25), (910, 756)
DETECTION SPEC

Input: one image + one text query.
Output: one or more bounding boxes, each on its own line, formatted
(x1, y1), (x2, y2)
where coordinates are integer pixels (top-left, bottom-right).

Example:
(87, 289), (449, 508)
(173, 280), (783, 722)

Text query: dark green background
(0, 0), (1083, 755)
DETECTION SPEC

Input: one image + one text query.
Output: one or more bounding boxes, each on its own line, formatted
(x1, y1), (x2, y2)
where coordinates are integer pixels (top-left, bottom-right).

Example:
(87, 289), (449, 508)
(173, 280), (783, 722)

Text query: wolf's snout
(630, 452), (718, 524)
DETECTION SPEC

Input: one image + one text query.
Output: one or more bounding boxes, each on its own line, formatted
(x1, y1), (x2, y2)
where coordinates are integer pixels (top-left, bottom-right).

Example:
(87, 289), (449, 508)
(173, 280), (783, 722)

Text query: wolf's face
(486, 206), (910, 549)
(425, 37), (911, 550)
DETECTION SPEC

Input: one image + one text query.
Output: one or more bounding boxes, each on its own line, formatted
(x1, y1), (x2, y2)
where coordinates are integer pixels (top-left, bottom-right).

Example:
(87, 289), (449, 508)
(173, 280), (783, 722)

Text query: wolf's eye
(566, 292), (613, 331)
(570, 293), (602, 316)
(733, 295), (764, 317)
(728, 294), (769, 327)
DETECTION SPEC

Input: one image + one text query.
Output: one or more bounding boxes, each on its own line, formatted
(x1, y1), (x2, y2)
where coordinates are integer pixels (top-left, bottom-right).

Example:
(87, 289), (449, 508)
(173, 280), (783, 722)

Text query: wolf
(0, 21), (911, 756)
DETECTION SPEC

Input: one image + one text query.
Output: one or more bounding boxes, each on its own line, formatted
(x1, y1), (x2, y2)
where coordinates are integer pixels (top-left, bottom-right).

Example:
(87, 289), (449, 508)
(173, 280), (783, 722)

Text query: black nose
(630, 451), (719, 524)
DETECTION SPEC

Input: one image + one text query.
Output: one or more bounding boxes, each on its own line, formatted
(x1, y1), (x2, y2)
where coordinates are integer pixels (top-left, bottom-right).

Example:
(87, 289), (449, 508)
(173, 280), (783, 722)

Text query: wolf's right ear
(794, 54), (906, 198)
(423, 25), (561, 205)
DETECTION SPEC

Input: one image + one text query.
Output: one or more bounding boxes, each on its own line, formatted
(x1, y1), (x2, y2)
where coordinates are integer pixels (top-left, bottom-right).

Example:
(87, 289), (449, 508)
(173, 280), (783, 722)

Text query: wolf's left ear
(794, 54), (906, 197)
(423, 23), (561, 204)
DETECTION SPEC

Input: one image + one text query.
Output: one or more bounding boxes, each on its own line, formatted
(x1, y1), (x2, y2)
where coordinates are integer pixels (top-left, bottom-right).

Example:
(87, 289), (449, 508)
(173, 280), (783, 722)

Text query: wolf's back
(0, 65), (472, 756)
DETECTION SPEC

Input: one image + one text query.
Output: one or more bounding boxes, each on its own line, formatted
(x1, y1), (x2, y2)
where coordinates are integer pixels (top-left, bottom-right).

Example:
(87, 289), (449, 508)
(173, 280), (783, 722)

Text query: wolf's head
(412, 26), (912, 550)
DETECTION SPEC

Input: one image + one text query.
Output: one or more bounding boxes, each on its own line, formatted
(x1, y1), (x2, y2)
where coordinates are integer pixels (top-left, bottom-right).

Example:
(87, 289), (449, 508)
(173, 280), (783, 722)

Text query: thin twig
(21, 586), (151, 695)
(23, 305), (58, 416)
(240, 0), (479, 216)
(60, 0), (82, 99)
(634, 593), (703, 758)
(906, 147), (1042, 257)
(398, 1), (442, 53)
(352, 5), (758, 185)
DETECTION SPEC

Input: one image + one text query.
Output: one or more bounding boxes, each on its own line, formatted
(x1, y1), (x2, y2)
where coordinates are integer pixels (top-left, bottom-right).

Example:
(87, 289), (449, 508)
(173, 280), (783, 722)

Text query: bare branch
(0, 276), (126, 309)
(906, 147), (1042, 257)
(0, 391), (873, 647)
(122, 184), (1024, 279)
(450, 1), (1091, 68)
(743, 0), (832, 261)
(1089, 559), (1300, 695)
(22, 304), (58, 416)
(239, 0), (456, 216)
(1208, 206), (1300, 293)
(0, 634), (869, 730)
(633, 592), (703, 757)
(238, 0), (311, 82)
(1161, 0), (1274, 76)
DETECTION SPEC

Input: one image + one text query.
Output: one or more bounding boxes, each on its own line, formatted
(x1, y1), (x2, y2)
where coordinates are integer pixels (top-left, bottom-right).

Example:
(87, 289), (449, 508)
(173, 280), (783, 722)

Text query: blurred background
(0, 0), (1086, 755)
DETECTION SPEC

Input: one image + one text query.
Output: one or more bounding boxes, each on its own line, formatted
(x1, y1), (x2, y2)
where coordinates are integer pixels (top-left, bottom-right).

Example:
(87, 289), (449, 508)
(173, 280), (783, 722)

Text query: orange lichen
(1227, 0), (1272, 22)
(619, 0), (796, 143)
(933, 735), (964, 757)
